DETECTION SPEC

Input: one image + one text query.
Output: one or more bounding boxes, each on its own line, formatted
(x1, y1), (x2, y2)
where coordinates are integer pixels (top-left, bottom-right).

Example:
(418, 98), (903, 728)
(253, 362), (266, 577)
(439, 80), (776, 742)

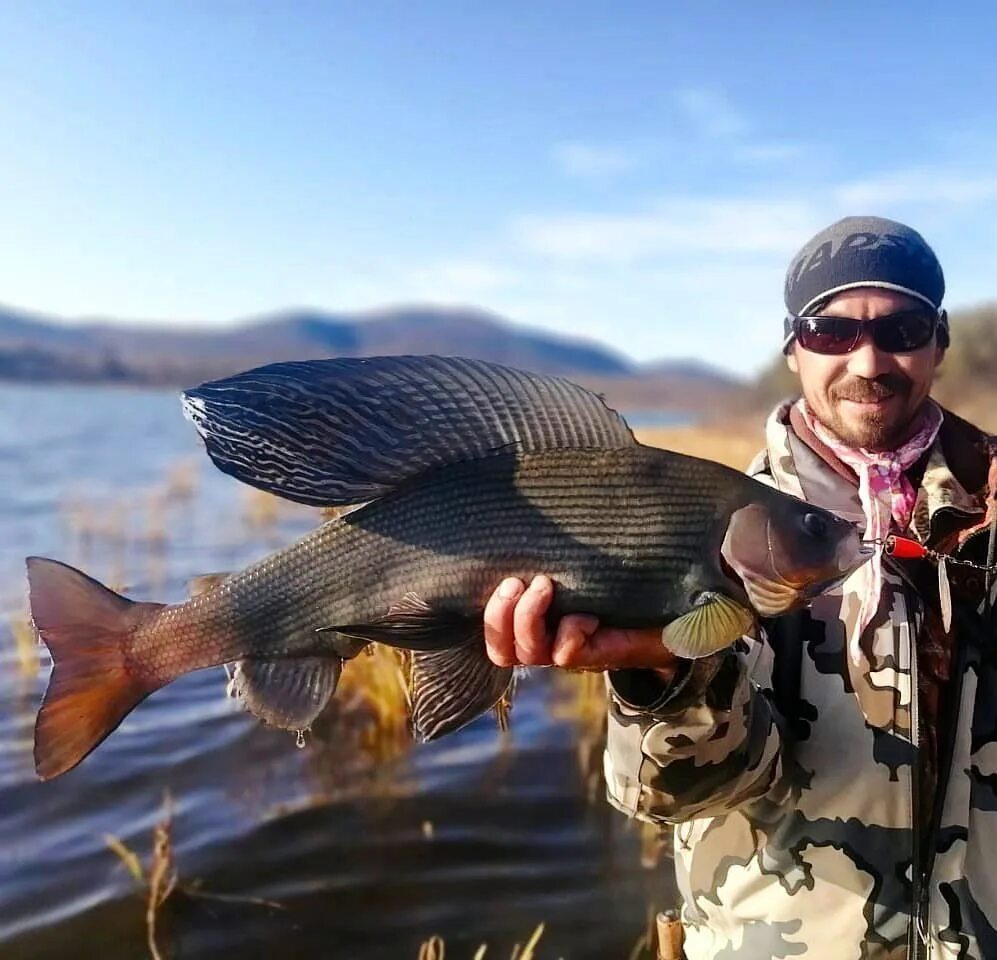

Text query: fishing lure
(868, 535), (997, 633)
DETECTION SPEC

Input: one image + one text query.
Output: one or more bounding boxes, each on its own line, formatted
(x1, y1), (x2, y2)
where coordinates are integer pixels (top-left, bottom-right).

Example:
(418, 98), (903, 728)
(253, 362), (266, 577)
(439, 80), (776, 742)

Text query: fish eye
(802, 512), (828, 538)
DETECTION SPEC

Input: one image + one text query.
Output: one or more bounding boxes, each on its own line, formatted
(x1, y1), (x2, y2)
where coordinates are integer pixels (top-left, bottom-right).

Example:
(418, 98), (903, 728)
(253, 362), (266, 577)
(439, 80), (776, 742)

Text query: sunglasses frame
(786, 308), (943, 356)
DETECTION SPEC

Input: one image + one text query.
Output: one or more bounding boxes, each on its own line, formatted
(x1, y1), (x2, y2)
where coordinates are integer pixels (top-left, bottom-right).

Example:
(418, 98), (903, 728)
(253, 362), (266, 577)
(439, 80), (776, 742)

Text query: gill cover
(723, 500), (865, 617)
(722, 503), (810, 617)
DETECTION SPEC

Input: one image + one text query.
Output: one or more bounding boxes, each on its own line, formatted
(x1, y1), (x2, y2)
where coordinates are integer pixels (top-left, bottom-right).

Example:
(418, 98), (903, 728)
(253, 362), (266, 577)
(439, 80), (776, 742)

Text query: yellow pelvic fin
(660, 593), (756, 660)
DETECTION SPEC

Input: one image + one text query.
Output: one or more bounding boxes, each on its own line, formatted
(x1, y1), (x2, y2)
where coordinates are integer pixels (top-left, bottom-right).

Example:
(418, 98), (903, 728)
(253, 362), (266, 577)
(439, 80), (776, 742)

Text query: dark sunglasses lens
(795, 317), (858, 355)
(873, 312), (936, 352)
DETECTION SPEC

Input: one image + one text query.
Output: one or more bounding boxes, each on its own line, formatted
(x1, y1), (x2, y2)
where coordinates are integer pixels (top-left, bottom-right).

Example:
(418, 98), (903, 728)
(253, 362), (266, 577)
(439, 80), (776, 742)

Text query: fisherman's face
(786, 288), (945, 451)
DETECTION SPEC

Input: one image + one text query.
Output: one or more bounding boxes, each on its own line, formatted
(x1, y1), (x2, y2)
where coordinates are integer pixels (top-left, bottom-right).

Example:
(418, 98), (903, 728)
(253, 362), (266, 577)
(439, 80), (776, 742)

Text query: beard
(818, 374), (915, 451)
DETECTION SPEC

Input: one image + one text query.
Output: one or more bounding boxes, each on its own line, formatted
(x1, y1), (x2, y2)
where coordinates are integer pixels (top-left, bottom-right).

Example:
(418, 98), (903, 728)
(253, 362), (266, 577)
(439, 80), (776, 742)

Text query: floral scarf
(794, 397), (944, 662)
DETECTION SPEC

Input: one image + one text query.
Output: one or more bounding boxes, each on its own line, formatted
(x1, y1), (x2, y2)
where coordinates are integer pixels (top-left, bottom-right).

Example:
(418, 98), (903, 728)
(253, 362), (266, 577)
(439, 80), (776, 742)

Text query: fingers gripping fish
(26, 356), (868, 780)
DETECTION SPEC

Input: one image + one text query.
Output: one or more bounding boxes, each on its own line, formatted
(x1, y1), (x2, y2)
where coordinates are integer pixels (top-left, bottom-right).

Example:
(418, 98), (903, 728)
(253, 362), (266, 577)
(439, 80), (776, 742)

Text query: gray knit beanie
(782, 216), (948, 350)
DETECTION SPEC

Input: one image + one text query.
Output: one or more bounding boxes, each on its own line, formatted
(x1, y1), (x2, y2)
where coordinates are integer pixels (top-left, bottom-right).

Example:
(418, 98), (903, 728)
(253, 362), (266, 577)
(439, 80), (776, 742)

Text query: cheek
(796, 354), (842, 399)
(895, 352), (938, 394)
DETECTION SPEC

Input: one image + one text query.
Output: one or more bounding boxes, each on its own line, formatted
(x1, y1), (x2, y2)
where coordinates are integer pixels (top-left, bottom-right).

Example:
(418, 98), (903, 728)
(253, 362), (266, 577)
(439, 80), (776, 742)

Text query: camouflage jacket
(605, 401), (997, 960)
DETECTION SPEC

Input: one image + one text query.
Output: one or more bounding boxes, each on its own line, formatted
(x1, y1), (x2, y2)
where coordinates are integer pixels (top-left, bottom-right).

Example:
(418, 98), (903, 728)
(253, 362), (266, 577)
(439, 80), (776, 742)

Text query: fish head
(721, 497), (870, 617)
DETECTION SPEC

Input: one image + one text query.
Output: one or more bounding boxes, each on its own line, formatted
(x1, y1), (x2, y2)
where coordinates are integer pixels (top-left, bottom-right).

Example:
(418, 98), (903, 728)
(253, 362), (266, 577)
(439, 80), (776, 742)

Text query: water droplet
(295, 730), (306, 749)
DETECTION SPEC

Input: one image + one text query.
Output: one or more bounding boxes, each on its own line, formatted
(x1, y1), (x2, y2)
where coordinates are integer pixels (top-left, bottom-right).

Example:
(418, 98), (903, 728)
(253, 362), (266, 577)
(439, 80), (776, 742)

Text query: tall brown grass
(7, 611), (38, 676)
(105, 793), (177, 960)
(635, 422), (763, 470)
(417, 923), (545, 960)
(336, 644), (412, 762)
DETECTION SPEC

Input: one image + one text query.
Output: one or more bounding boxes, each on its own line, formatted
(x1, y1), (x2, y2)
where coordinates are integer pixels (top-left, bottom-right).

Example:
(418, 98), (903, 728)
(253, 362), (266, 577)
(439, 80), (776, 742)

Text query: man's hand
(483, 575), (678, 678)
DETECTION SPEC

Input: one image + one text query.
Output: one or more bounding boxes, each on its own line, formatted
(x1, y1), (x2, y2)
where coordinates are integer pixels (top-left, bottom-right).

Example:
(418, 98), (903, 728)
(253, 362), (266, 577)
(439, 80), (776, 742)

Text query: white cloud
(835, 168), (997, 209)
(551, 141), (641, 178)
(734, 141), (807, 163)
(512, 197), (814, 263)
(673, 86), (748, 139)
(671, 87), (806, 167)
(405, 259), (517, 297)
(263, 157), (997, 377)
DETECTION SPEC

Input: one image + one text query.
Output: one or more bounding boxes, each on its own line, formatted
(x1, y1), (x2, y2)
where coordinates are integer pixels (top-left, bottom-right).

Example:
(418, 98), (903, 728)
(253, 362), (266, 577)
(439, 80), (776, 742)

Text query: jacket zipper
(908, 518), (984, 958)
(909, 609), (926, 960)
(911, 616), (968, 960)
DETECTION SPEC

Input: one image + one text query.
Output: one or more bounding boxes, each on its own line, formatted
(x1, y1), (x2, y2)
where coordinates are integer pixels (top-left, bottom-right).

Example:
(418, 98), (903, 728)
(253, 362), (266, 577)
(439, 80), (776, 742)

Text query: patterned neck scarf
(794, 397), (944, 662)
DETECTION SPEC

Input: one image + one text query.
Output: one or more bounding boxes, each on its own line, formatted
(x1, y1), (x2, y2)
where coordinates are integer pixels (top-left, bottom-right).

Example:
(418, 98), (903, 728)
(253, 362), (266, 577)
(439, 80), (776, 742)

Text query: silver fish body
(28, 356), (867, 780)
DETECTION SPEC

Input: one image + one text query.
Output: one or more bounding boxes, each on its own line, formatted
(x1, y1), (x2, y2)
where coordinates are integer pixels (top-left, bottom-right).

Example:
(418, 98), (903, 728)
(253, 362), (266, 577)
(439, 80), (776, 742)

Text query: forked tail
(27, 557), (166, 780)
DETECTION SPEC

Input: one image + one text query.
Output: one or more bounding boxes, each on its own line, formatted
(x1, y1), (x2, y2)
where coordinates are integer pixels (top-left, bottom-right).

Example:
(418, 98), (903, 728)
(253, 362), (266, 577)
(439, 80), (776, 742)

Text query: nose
(845, 330), (892, 378)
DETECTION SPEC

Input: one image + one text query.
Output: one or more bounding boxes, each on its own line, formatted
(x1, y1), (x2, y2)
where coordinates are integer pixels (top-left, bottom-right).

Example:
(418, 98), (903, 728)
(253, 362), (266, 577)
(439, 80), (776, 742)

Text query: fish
(27, 355), (869, 780)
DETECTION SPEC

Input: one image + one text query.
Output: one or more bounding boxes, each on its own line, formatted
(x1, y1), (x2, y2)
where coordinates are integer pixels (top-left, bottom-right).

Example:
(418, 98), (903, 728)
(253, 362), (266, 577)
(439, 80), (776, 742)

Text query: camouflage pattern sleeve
(603, 632), (792, 824)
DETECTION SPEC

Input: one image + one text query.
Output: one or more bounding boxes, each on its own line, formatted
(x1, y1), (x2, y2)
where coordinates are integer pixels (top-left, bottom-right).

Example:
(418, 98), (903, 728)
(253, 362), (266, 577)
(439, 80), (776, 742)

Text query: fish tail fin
(27, 557), (164, 781)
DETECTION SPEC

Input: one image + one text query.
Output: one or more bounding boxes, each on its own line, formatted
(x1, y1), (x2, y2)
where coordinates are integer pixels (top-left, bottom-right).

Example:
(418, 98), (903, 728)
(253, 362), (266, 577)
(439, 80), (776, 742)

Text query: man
(483, 216), (997, 959)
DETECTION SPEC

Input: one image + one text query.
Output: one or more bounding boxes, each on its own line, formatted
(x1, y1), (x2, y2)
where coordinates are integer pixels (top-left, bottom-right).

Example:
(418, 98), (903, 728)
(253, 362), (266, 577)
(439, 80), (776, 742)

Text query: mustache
(830, 374), (911, 403)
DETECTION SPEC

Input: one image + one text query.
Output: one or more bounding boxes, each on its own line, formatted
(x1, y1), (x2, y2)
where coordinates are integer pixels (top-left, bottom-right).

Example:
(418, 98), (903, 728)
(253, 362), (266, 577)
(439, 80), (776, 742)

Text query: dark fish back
(339, 444), (751, 629)
(177, 443), (757, 659)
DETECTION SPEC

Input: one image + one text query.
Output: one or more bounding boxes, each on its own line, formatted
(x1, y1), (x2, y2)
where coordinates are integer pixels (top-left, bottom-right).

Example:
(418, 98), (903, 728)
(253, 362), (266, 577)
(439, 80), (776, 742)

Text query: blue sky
(2, 2), (997, 374)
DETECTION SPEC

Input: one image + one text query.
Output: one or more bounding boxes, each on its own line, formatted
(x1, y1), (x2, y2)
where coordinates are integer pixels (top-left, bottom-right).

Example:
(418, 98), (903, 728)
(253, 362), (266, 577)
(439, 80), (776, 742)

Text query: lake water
(0, 383), (676, 959)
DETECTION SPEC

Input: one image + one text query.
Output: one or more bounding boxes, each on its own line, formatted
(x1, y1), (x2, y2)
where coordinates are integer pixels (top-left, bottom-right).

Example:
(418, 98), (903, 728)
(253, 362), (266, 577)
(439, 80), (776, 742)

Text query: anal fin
(227, 657), (341, 731)
(409, 631), (514, 742)
(329, 592), (514, 740)
(661, 593), (755, 660)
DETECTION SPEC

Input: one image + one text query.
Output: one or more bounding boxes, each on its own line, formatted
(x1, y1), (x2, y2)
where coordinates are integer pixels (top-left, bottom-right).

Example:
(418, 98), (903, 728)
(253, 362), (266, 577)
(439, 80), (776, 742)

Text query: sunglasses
(788, 308), (941, 356)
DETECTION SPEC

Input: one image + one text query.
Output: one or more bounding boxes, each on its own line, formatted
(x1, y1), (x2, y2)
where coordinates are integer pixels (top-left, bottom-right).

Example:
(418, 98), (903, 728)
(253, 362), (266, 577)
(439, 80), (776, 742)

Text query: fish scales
(29, 354), (870, 780)
(128, 446), (745, 678)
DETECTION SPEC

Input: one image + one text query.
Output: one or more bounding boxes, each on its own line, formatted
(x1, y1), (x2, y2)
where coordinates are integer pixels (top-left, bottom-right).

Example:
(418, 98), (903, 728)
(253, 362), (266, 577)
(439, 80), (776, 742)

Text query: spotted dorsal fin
(181, 355), (636, 507)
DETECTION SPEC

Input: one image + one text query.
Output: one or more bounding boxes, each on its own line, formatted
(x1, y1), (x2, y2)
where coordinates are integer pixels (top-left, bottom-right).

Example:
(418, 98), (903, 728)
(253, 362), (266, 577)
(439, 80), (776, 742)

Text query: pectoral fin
(660, 593), (755, 660)
(227, 657), (341, 731)
(408, 632), (514, 742)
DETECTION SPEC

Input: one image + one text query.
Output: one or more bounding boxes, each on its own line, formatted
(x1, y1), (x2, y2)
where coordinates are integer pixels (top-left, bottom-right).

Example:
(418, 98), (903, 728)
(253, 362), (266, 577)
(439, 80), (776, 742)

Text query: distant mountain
(639, 357), (745, 386)
(0, 303), (744, 412)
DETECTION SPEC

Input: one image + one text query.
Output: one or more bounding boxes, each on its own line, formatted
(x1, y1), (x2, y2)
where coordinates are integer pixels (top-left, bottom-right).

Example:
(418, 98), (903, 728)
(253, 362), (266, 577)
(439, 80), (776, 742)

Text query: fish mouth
(841, 530), (875, 570)
(796, 527), (872, 598)
(806, 569), (855, 598)
(769, 526), (872, 607)
(855, 541), (876, 562)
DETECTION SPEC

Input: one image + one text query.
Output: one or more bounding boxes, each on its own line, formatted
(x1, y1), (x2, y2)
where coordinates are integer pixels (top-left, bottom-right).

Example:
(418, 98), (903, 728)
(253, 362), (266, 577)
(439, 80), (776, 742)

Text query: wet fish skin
(123, 446), (757, 674)
(28, 354), (866, 780)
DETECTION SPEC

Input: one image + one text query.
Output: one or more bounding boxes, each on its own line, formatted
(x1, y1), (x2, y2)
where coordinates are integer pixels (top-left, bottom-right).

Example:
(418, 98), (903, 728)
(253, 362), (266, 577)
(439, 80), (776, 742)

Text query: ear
(935, 309), (949, 362)
(785, 344), (799, 374)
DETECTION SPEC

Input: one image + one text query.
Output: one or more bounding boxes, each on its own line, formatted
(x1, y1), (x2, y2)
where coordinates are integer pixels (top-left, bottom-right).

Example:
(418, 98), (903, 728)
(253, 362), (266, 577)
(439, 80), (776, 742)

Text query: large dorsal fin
(181, 355), (636, 506)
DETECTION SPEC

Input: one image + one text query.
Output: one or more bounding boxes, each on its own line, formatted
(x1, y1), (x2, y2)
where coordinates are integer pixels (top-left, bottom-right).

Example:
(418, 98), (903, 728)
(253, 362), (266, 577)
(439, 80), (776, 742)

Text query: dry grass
(242, 486), (319, 534)
(162, 458), (199, 502)
(106, 792), (283, 960)
(635, 420), (764, 470)
(7, 611), (38, 675)
(417, 923), (545, 960)
(336, 644), (412, 762)
(942, 391), (997, 435)
(550, 671), (608, 801)
(415, 918), (660, 959)
(241, 487), (288, 531)
(105, 793), (177, 960)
